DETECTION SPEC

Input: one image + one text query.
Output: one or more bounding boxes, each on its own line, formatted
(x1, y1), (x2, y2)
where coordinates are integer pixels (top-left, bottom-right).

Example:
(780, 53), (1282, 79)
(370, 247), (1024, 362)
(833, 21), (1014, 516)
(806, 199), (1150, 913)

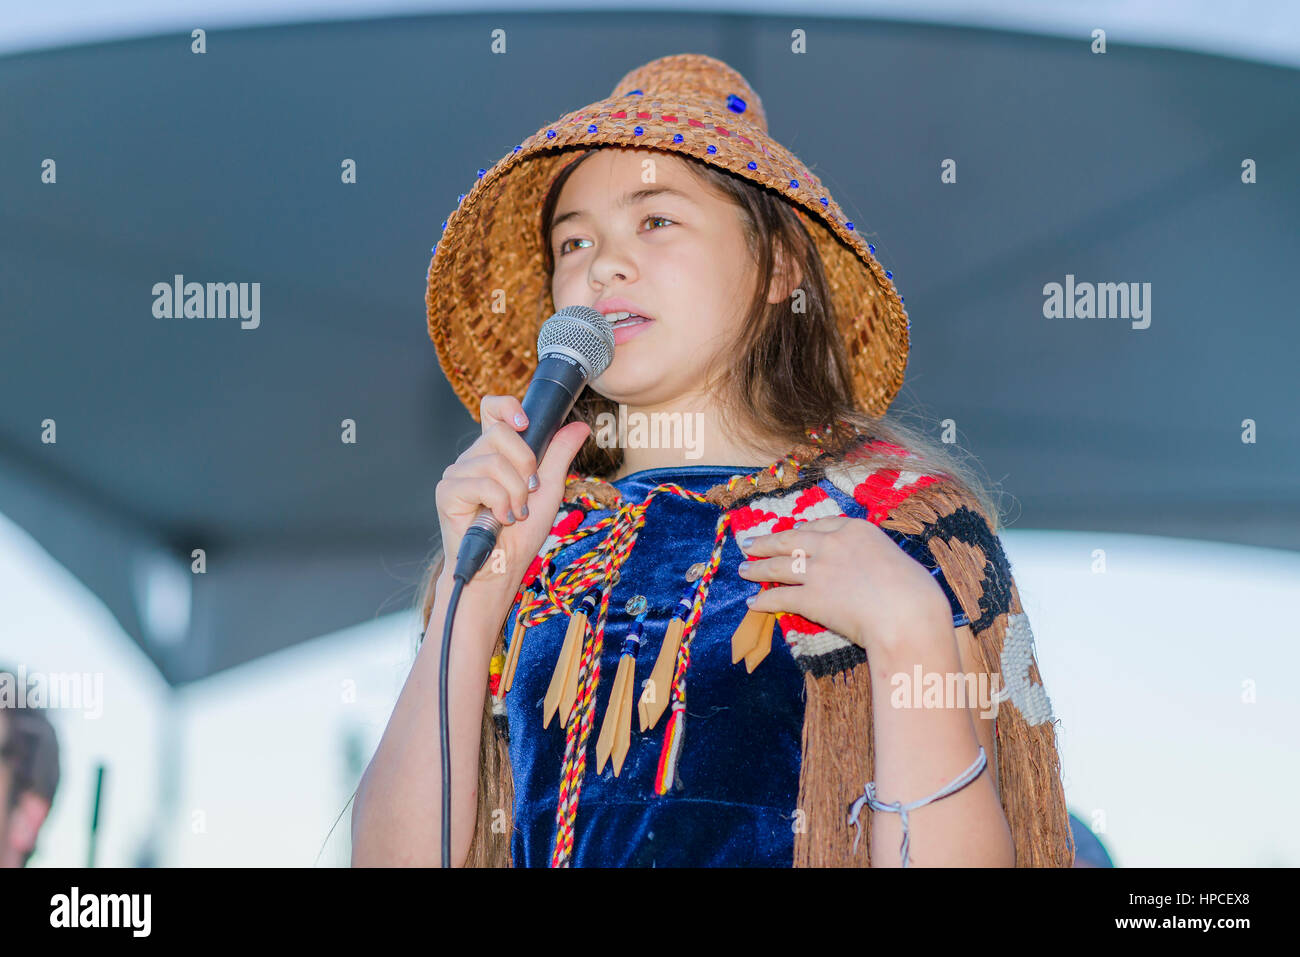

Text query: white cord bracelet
(846, 746), (988, 867)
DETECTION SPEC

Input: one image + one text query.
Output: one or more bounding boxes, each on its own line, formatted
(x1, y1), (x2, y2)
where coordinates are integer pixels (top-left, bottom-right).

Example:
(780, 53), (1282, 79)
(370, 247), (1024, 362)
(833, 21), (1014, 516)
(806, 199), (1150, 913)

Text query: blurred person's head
(1068, 810), (1115, 867)
(0, 666), (60, 867)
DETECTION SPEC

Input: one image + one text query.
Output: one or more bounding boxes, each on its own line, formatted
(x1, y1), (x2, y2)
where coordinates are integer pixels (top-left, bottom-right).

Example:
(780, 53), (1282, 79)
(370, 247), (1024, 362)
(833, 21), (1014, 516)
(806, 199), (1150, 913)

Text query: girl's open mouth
(609, 312), (654, 345)
(606, 311), (653, 329)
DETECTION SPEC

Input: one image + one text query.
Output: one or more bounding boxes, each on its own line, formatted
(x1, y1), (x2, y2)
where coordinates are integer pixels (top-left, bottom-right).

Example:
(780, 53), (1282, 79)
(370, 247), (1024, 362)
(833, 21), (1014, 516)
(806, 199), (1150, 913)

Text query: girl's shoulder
(714, 448), (974, 631)
(815, 436), (1019, 638)
(813, 440), (1021, 640)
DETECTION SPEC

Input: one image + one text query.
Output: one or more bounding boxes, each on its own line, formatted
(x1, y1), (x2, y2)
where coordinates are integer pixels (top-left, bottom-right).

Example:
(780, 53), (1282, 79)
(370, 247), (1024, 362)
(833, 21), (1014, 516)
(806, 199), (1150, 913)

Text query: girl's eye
(556, 215), (675, 257)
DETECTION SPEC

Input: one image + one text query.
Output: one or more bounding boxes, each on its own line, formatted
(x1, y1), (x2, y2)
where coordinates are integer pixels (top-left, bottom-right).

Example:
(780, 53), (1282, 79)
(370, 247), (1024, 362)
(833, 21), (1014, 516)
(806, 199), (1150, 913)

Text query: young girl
(352, 53), (1073, 868)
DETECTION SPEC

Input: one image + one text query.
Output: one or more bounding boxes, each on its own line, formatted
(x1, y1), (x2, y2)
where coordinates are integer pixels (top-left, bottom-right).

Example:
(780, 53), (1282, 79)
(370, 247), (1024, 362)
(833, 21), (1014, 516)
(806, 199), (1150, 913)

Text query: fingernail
(506, 509), (516, 523)
(740, 536), (755, 549)
(520, 504), (529, 519)
(527, 473), (539, 491)
(514, 413), (527, 427)
(746, 594), (755, 606)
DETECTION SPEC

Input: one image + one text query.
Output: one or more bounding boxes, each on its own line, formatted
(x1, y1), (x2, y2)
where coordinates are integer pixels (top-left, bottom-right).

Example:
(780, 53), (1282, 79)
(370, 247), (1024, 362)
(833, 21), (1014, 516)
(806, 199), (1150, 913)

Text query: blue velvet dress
(501, 463), (969, 867)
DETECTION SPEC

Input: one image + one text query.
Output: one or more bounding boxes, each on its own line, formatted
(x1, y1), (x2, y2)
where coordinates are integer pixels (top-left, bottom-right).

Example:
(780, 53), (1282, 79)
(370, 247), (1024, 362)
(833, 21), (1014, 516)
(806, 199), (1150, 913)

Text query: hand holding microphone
(434, 397), (591, 597)
(440, 305), (615, 589)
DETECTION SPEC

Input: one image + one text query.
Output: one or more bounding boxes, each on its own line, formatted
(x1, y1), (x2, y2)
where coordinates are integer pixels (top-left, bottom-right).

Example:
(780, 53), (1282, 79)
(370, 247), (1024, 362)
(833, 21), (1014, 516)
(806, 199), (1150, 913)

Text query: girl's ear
(766, 237), (804, 304)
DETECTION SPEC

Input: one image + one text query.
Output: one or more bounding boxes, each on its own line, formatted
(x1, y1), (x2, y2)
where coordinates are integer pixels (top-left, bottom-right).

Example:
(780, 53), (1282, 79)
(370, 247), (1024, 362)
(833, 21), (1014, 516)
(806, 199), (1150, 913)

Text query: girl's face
(548, 147), (760, 407)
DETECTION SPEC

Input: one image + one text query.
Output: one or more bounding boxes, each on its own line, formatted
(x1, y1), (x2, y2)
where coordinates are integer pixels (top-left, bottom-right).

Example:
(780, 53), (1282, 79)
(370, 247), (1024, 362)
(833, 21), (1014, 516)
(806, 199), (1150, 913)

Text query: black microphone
(451, 304), (615, 584)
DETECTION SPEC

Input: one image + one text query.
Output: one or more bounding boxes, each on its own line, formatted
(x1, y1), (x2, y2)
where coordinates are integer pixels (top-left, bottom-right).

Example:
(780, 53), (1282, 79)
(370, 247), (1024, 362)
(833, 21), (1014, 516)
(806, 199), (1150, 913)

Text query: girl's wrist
(431, 567), (526, 659)
(438, 563), (527, 610)
(860, 601), (959, 669)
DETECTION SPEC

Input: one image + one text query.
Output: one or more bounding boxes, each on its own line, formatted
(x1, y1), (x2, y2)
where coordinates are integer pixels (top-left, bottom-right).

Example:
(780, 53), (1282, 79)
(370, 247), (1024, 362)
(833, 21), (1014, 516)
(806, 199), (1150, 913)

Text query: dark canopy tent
(2, 12), (1296, 686)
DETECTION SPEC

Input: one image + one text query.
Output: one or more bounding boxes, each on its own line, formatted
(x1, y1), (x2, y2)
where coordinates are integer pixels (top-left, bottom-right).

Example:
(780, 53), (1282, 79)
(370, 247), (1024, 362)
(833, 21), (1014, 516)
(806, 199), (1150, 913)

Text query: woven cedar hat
(425, 53), (911, 423)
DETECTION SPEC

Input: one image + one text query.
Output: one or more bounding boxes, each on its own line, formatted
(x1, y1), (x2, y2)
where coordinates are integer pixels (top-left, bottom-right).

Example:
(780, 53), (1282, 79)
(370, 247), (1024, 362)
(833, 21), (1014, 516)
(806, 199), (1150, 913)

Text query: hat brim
(426, 94), (908, 423)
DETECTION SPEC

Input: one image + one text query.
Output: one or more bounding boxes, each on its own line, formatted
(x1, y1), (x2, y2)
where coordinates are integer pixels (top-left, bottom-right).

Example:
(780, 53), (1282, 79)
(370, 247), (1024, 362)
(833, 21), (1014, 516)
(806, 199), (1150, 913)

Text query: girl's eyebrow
(550, 186), (696, 233)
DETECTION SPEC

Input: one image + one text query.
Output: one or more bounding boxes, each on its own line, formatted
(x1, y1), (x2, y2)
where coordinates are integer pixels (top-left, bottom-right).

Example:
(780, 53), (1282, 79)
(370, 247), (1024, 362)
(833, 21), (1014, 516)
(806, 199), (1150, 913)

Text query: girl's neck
(607, 436), (796, 481)
(595, 395), (801, 482)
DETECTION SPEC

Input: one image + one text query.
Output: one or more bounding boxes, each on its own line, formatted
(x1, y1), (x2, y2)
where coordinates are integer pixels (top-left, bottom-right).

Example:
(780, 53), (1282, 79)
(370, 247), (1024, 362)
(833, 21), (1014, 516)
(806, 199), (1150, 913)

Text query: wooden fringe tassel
(638, 616), (684, 731)
(499, 611), (527, 694)
(543, 593), (596, 729)
(730, 607), (776, 672)
(595, 647), (637, 776)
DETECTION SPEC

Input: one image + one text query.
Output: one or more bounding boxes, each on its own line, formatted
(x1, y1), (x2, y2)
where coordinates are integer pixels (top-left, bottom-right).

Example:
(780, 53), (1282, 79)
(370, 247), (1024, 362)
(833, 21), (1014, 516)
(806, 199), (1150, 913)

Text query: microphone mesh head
(537, 306), (615, 379)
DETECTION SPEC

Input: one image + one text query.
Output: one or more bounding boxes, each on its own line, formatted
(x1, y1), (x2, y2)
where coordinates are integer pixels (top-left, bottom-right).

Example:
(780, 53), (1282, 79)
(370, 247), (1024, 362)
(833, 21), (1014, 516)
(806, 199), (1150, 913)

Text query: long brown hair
(415, 146), (1010, 866)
